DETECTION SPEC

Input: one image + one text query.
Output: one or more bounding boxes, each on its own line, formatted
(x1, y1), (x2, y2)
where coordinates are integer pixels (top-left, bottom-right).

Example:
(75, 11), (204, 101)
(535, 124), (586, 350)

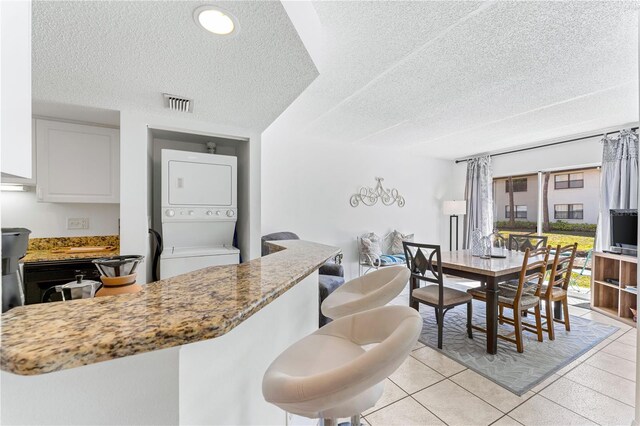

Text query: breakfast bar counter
(1, 240), (339, 425)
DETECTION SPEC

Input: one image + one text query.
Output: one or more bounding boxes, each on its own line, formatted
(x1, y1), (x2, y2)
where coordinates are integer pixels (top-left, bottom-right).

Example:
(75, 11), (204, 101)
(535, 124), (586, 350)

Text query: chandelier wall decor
(350, 177), (405, 207)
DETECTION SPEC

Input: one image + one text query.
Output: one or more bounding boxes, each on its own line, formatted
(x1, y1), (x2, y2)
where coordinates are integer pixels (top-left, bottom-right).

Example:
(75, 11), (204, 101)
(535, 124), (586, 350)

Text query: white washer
(160, 149), (240, 279)
(160, 246), (239, 279)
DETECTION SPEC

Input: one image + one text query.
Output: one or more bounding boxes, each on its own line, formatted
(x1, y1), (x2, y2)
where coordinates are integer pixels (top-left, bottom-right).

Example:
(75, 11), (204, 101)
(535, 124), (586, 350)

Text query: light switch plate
(67, 217), (89, 230)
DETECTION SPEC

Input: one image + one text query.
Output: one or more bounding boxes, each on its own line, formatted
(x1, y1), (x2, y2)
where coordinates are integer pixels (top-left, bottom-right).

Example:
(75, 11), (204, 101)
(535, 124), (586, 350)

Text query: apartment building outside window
(493, 167), (598, 293)
(554, 172), (584, 189)
(505, 205), (528, 219)
(505, 177), (527, 192)
(554, 203), (584, 220)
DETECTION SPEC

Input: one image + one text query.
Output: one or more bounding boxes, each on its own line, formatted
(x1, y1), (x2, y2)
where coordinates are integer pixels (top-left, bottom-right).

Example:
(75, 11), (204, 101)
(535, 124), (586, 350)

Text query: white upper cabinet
(36, 120), (120, 203)
(1, 1), (32, 179)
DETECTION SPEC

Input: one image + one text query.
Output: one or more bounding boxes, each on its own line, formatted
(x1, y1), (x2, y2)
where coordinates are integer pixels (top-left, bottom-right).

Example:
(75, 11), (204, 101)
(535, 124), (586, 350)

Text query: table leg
(486, 276), (498, 354)
(553, 300), (562, 320)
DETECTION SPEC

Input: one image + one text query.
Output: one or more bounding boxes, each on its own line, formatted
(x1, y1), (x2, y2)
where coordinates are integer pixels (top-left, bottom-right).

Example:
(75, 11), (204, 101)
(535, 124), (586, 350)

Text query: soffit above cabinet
(32, 1), (319, 132)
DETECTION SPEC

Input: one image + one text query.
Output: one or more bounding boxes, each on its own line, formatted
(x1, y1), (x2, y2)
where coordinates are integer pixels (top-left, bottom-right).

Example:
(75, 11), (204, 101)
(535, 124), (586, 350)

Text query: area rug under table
(418, 299), (618, 395)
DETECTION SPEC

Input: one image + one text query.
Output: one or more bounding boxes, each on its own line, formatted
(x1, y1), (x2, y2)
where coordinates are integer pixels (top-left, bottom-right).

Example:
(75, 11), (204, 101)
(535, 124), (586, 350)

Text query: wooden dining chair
(508, 234), (548, 252)
(537, 243), (578, 340)
(503, 234), (549, 307)
(402, 242), (473, 349)
(468, 247), (550, 353)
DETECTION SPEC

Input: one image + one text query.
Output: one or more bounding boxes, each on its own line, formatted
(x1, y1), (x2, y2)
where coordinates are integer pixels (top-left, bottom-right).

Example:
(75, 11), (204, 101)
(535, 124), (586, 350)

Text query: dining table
(439, 249), (553, 355)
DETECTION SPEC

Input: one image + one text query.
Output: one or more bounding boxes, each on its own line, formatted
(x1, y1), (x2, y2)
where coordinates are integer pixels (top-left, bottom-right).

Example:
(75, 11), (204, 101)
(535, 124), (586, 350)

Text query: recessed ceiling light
(194, 6), (238, 36)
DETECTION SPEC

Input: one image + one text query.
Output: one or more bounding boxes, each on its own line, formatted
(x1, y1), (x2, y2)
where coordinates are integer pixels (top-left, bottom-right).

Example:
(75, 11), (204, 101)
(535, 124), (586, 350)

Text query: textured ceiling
(268, 1), (639, 159)
(32, 1), (318, 132)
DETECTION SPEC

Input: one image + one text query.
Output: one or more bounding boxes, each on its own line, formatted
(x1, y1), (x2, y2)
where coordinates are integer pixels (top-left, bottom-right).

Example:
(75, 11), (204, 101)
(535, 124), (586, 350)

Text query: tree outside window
(505, 178), (528, 192)
(506, 205), (528, 219)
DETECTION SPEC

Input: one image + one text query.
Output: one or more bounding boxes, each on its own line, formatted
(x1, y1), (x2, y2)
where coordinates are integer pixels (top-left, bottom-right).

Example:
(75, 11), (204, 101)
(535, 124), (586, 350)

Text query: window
(505, 205), (528, 219)
(554, 204), (584, 220)
(554, 173), (584, 189)
(505, 178), (527, 192)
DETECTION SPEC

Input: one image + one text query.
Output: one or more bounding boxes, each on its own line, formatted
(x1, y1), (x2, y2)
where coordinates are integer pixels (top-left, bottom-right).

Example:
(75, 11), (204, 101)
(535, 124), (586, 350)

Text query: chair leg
(562, 298), (571, 332)
(467, 301), (473, 339)
(545, 300), (555, 341)
(350, 414), (361, 426)
(514, 307), (524, 353)
(410, 297), (419, 312)
(534, 304), (543, 342)
(499, 305), (504, 325)
(436, 309), (444, 349)
(409, 278), (419, 311)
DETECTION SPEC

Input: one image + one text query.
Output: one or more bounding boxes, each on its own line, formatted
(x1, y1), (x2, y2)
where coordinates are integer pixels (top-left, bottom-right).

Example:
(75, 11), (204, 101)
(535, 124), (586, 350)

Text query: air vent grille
(163, 93), (193, 113)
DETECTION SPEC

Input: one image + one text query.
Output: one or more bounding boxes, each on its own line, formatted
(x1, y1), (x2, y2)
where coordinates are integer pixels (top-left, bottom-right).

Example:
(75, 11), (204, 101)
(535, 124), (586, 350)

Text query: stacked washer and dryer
(158, 149), (240, 279)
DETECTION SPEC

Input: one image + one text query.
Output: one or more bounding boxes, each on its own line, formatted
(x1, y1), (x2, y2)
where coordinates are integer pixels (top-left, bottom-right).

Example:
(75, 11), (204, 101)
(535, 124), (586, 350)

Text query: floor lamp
(443, 200), (467, 251)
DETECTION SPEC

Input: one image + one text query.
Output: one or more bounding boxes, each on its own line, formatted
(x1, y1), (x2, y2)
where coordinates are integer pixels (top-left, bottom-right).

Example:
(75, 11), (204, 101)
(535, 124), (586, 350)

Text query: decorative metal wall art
(350, 177), (405, 208)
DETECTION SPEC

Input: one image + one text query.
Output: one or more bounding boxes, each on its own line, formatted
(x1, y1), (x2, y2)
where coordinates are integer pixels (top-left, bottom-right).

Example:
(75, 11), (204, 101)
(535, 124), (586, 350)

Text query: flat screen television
(610, 209), (638, 252)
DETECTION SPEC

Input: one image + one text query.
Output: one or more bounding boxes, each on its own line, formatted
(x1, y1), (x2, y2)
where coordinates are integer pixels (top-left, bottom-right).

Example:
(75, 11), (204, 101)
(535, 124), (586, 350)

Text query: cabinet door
(36, 120), (120, 203)
(1, 119), (37, 186)
(1, 0), (32, 179)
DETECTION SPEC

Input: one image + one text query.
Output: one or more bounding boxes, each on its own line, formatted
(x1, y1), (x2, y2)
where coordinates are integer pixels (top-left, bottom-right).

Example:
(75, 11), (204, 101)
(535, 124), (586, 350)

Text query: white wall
(120, 111), (261, 284)
(494, 136), (604, 177)
(261, 139), (453, 280)
(450, 134), (608, 201)
(1, 190), (119, 237)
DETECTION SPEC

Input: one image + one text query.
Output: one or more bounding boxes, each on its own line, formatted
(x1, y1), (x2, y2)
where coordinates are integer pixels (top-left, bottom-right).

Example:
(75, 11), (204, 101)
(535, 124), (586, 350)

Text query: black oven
(23, 259), (102, 304)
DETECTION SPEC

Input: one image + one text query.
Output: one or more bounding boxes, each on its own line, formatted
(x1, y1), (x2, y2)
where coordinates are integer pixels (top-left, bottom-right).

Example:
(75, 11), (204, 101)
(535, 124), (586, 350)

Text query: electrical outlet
(67, 217), (89, 230)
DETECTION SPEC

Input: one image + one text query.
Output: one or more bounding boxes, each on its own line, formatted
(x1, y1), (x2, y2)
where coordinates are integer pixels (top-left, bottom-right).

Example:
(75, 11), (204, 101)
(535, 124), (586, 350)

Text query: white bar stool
(262, 305), (422, 425)
(321, 265), (410, 320)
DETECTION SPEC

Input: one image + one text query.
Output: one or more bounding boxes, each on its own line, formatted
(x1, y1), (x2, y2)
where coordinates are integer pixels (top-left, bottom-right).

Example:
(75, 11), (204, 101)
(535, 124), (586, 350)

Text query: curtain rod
(454, 127), (639, 164)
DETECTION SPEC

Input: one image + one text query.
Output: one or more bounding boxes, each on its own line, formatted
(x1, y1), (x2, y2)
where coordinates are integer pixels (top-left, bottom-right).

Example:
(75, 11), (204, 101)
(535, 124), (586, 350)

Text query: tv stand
(604, 247), (638, 257)
(591, 251), (637, 327)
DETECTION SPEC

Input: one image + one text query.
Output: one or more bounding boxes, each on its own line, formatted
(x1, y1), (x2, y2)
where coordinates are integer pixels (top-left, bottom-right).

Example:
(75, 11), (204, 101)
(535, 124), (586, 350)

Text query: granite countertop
(1, 240), (340, 376)
(23, 236), (120, 263)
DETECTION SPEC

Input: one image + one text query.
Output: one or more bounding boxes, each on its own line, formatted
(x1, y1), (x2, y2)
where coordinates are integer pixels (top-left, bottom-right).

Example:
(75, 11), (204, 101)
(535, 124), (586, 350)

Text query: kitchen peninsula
(1, 240), (339, 425)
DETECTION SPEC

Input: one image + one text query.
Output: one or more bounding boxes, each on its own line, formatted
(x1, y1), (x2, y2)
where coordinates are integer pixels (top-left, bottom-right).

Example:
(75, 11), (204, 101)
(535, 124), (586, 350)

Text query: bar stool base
(320, 413), (362, 426)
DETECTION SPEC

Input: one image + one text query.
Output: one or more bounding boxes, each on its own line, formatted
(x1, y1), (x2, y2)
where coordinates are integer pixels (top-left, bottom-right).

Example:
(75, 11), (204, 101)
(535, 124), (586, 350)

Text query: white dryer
(160, 149), (239, 279)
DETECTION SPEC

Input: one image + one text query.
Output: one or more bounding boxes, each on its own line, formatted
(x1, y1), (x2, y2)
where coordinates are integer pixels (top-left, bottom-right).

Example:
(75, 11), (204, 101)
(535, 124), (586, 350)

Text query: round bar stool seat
(321, 266), (410, 320)
(262, 305), (422, 420)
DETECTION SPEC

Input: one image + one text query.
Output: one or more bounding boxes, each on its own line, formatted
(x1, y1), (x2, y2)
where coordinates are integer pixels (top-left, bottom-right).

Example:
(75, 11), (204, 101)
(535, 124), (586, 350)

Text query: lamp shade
(443, 200), (467, 216)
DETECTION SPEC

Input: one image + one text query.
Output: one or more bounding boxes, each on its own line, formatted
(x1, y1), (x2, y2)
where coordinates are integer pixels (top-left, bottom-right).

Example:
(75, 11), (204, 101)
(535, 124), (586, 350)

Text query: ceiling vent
(163, 93), (193, 113)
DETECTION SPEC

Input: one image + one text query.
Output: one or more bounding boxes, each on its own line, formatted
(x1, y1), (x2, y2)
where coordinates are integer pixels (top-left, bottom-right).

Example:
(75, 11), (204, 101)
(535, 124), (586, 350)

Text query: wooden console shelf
(591, 251), (637, 327)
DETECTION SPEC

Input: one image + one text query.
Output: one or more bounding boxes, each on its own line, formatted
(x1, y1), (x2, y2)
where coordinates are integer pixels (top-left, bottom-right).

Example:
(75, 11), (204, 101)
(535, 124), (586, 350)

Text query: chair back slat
(402, 242), (443, 289)
(508, 234), (549, 252)
(513, 246), (551, 302)
(543, 243), (578, 296)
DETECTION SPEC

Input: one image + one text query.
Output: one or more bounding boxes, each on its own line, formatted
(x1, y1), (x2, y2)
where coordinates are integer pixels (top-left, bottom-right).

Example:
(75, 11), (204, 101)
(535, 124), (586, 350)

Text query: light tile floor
(362, 283), (637, 426)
